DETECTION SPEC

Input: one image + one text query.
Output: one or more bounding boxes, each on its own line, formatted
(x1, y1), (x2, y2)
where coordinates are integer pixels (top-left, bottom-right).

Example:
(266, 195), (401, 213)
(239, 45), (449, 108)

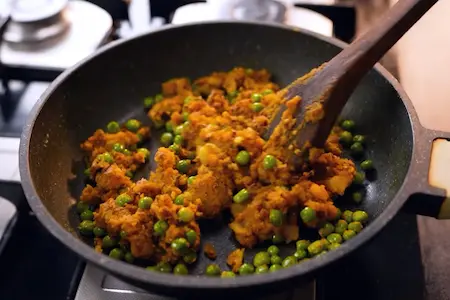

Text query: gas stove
(0, 177), (425, 300)
(0, 1), (427, 300)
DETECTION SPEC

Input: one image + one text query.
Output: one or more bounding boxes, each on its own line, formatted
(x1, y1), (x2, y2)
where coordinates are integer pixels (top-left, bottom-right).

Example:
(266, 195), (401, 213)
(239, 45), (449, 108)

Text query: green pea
(327, 233), (343, 244)
(102, 235), (117, 248)
(78, 220), (95, 236)
(272, 233), (284, 244)
(294, 249), (307, 260)
(307, 240), (325, 256)
(251, 102), (264, 112)
(238, 263), (255, 275)
(125, 119), (141, 132)
(138, 196), (153, 209)
(335, 220), (348, 235)
(165, 122), (173, 132)
(269, 209), (283, 227)
(227, 90), (239, 101)
(76, 201), (90, 214)
(235, 150), (250, 166)
(174, 135), (184, 145)
(115, 194), (132, 207)
(174, 263), (188, 275)
(343, 230), (356, 241)
(341, 119), (355, 131)
(153, 220), (169, 236)
(352, 192), (363, 203)
(353, 134), (365, 144)
(352, 210), (369, 222)
(160, 132), (174, 147)
(271, 255), (282, 265)
(270, 264), (283, 272)
(183, 250), (197, 264)
(124, 252), (135, 263)
(155, 94), (164, 103)
(339, 131), (353, 145)
(83, 168), (91, 177)
(157, 262), (172, 273)
(185, 230), (197, 245)
(80, 210), (94, 221)
(282, 256), (297, 268)
(120, 230), (127, 239)
(153, 120), (164, 129)
(328, 243), (341, 251)
(144, 96), (154, 109)
(178, 207), (194, 222)
(267, 245), (279, 256)
(350, 142), (364, 156)
(251, 93), (262, 103)
(147, 264), (160, 272)
(184, 96), (192, 105)
(171, 238), (188, 254)
(255, 265), (269, 274)
(342, 210), (353, 223)
(176, 160), (191, 174)
(263, 155), (277, 170)
(174, 125), (184, 135)
(319, 223), (335, 238)
(107, 121), (120, 133)
(174, 195), (184, 205)
(123, 149), (132, 156)
(348, 221), (363, 233)
(221, 271), (236, 278)
(98, 152), (114, 163)
(233, 188), (249, 204)
(112, 143), (125, 153)
(360, 160), (374, 170)
(205, 264), (221, 276)
(125, 170), (134, 178)
(182, 112), (189, 122)
(353, 172), (365, 185)
(296, 240), (311, 251)
(300, 207), (316, 223)
(262, 89), (273, 95)
(168, 144), (180, 154)
(253, 251), (271, 267)
(109, 248), (124, 260)
(186, 151), (196, 160)
(187, 176), (196, 185)
(93, 227), (106, 237)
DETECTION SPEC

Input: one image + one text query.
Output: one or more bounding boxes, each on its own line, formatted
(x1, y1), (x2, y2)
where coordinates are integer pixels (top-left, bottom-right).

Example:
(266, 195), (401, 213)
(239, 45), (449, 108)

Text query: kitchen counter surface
(393, 0), (450, 299)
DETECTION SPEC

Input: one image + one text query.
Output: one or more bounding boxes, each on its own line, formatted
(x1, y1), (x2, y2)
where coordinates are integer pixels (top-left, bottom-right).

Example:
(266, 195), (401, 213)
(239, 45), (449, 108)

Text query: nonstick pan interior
(22, 22), (414, 293)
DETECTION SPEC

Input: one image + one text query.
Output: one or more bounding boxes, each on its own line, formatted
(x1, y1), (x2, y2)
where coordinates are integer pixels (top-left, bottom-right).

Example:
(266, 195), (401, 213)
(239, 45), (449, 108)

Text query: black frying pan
(19, 21), (450, 298)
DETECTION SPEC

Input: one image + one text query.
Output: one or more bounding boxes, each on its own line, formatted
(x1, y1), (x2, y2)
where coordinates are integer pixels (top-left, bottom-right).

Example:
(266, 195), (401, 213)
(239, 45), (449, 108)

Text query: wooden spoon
(266, 0), (439, 165)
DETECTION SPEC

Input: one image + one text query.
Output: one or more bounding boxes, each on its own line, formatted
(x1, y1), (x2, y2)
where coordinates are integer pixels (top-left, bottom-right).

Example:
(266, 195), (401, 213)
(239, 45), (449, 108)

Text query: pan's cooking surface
(20, 22), (416, 295)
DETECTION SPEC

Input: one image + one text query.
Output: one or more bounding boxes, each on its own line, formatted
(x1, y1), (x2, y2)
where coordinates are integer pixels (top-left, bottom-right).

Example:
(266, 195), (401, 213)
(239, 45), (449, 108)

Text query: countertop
(393, 0), (450, 299)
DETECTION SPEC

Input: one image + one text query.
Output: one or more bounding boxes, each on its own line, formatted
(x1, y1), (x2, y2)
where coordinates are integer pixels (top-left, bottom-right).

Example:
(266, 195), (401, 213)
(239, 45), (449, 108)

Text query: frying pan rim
(19, 20), (419, 291)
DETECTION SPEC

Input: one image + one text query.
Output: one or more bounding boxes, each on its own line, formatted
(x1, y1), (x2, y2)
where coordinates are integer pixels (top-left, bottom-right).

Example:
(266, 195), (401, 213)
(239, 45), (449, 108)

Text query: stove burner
(75, 264), (316, 300)
(4, 9), (70, 43)
(11, 0), (68, 23)
(232, 0), (287, 23)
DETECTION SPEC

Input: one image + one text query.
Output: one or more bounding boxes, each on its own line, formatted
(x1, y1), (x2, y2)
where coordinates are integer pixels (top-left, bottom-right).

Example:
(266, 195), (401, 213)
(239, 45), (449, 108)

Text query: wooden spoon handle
(335, 0), (438, 80)
(306, 0), (440, 148)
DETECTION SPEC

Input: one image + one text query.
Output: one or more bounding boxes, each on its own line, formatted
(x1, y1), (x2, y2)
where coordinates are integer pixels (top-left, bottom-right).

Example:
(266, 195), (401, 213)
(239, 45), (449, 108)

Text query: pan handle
(402, 128), (450, 219)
